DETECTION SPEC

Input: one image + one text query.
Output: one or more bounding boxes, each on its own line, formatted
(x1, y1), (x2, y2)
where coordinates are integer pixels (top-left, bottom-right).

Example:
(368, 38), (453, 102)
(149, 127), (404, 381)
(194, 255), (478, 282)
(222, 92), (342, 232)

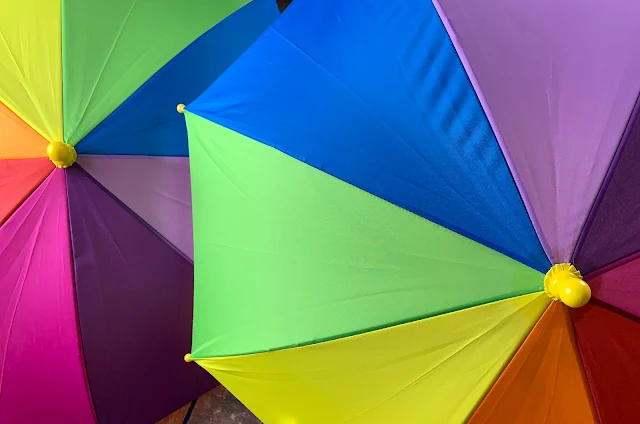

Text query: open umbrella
(183, 0), (640, 422)
(0, 1), (278, 423)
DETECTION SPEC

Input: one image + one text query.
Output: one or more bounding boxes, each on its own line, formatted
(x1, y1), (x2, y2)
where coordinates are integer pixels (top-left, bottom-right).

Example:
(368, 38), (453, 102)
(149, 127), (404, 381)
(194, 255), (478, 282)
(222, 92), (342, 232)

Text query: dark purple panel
(66, 166), (216, 424)
(574, 95), (640, 274)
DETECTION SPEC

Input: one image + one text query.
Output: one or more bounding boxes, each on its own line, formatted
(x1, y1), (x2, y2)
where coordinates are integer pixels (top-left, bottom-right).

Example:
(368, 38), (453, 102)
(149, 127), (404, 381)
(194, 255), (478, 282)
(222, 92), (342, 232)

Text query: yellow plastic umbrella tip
(544, 263), (591, 308)
(184, 353), (193, 363)
(177, 104), (186, 114)
(46, 141), (77, 168)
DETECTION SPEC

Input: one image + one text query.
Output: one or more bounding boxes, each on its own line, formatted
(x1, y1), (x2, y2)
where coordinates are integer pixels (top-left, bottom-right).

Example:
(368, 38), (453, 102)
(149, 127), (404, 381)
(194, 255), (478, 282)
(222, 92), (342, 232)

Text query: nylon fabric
(0, 1), (62, 141)
(196, 293), (549, 424)
(0, 101), (49, 159)
(435, 0), (640, 263)
(66, 166), (215, 424)
(0, 170), (96, 424)
(186, 112), (544, 358)
(0, 158), (53, 225)
(77, 155), (194, 260)
(571, 302), (640, 423)
(75, 0), (278, 156)
(574, 96), (640, 274)
(62, 0), (251, 144)
(468, 301), (596, 424)
(585, 252), (640, 320)
(188, 0), (549, 272)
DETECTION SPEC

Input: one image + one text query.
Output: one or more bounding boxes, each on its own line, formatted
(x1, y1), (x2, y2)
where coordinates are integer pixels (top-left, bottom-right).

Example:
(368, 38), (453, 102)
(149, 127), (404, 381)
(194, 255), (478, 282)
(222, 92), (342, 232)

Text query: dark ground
(158, 387), (262, 424)
(276, 0), (294, 12)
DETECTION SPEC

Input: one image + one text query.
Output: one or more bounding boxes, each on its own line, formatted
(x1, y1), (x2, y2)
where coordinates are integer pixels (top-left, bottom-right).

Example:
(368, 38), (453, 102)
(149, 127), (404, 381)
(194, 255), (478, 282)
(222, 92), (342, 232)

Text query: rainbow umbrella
(0, 1), (278, 423)
(182, 0), (640, 423)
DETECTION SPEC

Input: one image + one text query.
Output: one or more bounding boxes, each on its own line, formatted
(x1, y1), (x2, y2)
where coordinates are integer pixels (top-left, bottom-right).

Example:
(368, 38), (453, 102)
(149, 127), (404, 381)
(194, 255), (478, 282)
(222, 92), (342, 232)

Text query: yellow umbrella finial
(544, 263), (591, 308)
(46, 141), (77, 168)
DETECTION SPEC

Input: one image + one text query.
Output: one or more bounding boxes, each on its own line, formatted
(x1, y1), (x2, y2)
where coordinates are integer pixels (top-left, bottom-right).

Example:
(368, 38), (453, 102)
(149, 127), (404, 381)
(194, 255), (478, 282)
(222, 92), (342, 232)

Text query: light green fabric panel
(186, 112), (543, 358)
(62, 0), (250, 144)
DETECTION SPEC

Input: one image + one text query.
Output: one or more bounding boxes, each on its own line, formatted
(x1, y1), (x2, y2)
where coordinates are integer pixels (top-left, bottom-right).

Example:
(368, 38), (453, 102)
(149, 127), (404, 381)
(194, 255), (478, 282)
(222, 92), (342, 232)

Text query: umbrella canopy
(0, 1), (278, 423)
(184, 0), (640, 423)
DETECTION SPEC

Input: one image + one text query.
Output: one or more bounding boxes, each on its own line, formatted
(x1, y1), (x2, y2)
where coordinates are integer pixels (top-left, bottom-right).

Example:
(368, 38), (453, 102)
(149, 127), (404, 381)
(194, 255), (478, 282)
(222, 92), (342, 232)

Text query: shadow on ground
(158, 386), (261, 424)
